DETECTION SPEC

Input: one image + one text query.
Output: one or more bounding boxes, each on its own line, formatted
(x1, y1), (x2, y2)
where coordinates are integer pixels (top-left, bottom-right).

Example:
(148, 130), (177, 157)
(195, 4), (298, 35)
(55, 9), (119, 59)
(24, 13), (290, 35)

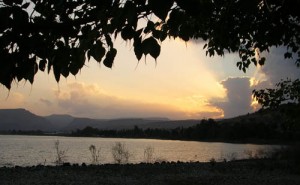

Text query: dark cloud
(213, 77), (254, 118)
(258, 47), (300, 85)
(213, 47), (300, 119)
(249, 47), (300, 96)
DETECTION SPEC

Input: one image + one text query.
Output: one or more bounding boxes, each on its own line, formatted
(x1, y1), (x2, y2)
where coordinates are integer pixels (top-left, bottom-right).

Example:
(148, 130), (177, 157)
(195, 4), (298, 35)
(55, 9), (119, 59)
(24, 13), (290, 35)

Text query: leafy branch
(0, 0), (300, 89)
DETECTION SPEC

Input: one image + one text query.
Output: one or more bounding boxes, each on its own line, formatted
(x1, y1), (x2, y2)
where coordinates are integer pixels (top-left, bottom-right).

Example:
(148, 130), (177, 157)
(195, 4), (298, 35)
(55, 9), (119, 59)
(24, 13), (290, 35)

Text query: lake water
(0, 135), (277, 167)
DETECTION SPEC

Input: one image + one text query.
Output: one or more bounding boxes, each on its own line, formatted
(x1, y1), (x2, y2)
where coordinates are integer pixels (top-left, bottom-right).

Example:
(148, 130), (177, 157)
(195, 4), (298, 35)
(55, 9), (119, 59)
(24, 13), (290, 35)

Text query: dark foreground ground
(0, 159), (300, 185)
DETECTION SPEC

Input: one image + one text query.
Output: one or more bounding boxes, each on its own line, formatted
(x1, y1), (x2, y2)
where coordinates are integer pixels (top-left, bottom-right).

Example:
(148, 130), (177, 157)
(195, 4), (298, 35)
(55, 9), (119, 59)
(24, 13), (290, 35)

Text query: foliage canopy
(0, 0), (300, 110)
(0, 0), (299, 90)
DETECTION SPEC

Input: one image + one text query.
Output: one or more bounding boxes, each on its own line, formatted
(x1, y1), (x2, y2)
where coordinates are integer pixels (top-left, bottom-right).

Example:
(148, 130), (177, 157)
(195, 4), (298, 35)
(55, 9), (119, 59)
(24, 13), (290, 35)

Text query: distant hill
(220, 103), (300, 128)
(0, 109), (200, 131)
(5, 106), (296, 133)
(44, 114), (74, 130)
(0, 109), (53, 131)
(3, 107), (283, 132)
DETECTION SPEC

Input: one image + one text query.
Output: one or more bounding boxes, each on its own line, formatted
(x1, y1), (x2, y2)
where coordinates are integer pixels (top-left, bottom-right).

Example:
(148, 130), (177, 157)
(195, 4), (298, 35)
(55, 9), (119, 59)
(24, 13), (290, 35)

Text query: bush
(111, 142), (131, 164)
(89, 145), (102, 164)
(54, 140), (67, 165)
(144, 146), (155, 163)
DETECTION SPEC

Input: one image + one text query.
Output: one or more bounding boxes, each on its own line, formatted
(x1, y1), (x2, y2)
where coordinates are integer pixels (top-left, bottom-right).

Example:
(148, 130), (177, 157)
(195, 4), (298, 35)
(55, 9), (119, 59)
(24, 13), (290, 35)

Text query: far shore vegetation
(1, 106), (300, 145)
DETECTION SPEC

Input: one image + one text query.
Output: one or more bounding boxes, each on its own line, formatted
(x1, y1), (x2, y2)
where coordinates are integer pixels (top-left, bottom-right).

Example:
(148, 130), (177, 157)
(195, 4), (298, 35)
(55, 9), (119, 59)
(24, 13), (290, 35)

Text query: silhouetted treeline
(71, 118), (300, 143)
(0, 130), (45, 135)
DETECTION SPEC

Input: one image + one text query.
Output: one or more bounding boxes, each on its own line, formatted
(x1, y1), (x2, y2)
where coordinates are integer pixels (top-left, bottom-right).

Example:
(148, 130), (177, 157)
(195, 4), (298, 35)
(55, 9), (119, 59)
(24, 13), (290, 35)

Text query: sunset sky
(0, 37), (299, 120)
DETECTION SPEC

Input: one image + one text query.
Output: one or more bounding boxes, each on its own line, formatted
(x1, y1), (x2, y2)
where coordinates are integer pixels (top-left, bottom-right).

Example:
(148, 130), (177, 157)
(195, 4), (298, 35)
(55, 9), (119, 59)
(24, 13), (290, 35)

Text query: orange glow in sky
(0, 38), (265, 119)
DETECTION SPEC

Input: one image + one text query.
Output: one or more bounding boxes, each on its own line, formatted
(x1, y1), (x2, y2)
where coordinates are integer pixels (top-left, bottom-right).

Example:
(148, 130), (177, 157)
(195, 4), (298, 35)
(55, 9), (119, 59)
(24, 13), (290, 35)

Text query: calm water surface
(0, 135), (277, 167)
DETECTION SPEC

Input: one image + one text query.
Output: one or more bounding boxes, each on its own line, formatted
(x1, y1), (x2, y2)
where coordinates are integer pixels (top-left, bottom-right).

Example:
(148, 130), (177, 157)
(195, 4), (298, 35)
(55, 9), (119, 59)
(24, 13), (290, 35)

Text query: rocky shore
(0, 159), (299, 185)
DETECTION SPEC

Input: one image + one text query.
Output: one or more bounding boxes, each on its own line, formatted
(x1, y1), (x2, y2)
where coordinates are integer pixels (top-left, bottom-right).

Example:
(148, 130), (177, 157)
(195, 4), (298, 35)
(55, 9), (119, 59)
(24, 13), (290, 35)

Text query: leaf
(121, 26), (135, 40)
(70, 49), (85, 76)
(148, 0), (174, 21)
(242, 67), (246, 73)
(22, 58), (38, 84)
(47, 57), (52, 74)
(3, 0), (13, 6)
(152, 30), (161, 40)
(61, 67), (69, 78)
(89, 41), (106, 62)
(236, 61), (242, 70)
(179, 23), (191, 42)
(159, 30), (167, 42)
(133, 0), (146, 5)
(56, 41), (65, 48)
(51, 47), (71, 82)
(103, 48), (117, 68)
(0, 56), (13, 89)
(13, 0), (23, 5)
(81, 25), (91, 35)
(144, 21), (155, 34)
(0, 7), (13, 27)
(150, 42), (160, 60)
(12, 7), (29, 25)
(105, 34), (113, 48)
(284, 52), (292, 59)
(251, 57), (257, 66)
(142, 37), (160, 60)
(124, 0), (137, 28)
(69, 63), (80, 76)
(259, 57), (266, 65)
(134, 37), (143, 61)
(241, 55), (247, 61)
(0, 75), (12, 89)
(28, 61), (38, 84)
(53, 65), (61, 82)
(22, 2), (30, 9)
(39, 59), (47, 72)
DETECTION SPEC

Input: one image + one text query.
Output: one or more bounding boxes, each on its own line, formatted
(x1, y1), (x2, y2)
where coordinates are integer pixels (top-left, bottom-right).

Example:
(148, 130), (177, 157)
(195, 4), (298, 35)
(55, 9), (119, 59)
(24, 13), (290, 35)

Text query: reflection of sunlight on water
(0, 135), (279, 167)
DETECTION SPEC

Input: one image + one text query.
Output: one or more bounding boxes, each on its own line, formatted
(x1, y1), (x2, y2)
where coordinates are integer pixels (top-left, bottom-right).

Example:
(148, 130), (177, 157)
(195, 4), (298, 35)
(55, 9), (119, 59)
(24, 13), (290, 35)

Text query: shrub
(111, 142), (131, 164)
(89, 144), (102, 164)
(54, 140), (67, 165)
(209, 158), (216, 167)
(244, 149), (254, 159)
(226, 152), (238, 161)
(144, 146), (155, 163)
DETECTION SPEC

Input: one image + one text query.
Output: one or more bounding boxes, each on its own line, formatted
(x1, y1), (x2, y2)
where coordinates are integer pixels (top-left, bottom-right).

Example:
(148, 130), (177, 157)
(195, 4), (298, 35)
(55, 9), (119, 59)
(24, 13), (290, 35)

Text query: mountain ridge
(2, 105), (296, 132)
(0, 109), (54, 131)
(0, 109), (199, 131)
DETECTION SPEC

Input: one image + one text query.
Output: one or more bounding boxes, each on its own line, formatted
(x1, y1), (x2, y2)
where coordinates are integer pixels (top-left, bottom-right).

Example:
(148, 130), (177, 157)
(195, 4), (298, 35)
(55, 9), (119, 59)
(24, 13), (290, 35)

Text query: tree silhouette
(253, 79), (300, 109)
(0, 1), (299, 105)
(253, 79), (300, 130)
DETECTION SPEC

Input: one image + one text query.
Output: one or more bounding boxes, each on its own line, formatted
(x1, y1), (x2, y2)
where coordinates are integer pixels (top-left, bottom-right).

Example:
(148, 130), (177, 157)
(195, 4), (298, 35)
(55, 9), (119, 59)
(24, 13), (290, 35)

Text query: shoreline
(0, 133), (291, 146)
(1, 159), (299, 185)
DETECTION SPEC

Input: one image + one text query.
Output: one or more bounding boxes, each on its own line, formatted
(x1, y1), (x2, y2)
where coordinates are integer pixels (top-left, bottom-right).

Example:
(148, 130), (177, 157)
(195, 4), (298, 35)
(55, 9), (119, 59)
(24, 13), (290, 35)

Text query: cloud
(40, 98), (52, 106)
(53, 82), (219, 119)
(54, 83), (116, 117)
(173, 95), (223, 118)
(253, 47), (300, 88)
(0, 92), (26, 109)
(212, 77), (254, 118)
(211, 47), (300, 119)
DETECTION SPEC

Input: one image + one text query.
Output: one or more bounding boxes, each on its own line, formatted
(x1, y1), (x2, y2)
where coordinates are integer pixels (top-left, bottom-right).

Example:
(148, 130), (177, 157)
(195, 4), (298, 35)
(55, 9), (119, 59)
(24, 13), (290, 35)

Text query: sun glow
(0, 37), (250, 119)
